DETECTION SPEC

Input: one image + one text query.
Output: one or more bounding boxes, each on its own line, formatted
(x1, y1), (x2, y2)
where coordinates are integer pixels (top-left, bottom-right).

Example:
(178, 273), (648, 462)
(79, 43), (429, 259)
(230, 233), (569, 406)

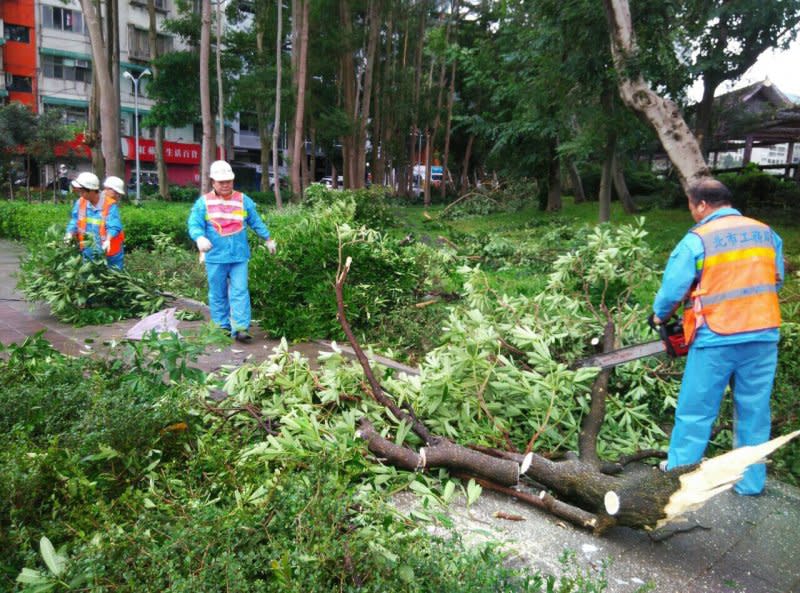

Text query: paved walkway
(1, 239), (798, 593)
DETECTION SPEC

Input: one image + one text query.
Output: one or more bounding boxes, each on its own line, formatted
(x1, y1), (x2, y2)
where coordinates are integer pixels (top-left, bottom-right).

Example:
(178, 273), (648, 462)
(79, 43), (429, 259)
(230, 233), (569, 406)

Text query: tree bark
(546, 139), (561, 212)
(216, 0), (225, 160)
(354, 0), (381, 189)
(80, 0), (124, 177)
(598, 133), (614, 223)
(602, 0), (709, 191)
(200, 0), (216, 193)
(338, 0), (357, 189)
(460, 134), (474, 193)
(290, 0), (309, 200)
(567, 159), (586, 203)
(578, 322), (614, 465)
(148, 0), (170, 200)
(612, 152), (637, 214)
(272, 0), (284, 206)
(441, 56), (457, 200)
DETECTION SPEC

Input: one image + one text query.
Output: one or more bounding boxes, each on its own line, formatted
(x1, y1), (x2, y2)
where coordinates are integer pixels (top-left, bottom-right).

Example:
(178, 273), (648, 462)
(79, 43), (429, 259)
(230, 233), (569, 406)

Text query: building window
(43, 55), (92, 83)
(5, 24), (31, 43)
(44, 104), (88, 125)
(239, 112), (259, 134)
(41, 5), (87, 34)
(127, 26), (173, 61)
(6, 73), (33, 93)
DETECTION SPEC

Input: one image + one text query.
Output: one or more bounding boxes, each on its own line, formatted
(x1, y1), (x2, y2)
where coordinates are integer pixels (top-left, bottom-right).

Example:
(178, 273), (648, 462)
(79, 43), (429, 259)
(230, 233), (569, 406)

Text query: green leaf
(466, 479), (482, 507)
(39, 536), (66, 576)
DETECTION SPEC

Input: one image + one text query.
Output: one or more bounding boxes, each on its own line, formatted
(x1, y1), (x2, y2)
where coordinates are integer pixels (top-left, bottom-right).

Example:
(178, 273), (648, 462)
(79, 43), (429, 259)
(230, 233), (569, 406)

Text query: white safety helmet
(73, 172), (100, 191)
(103, 175), (126, 196)
(209, 160), (235, 181)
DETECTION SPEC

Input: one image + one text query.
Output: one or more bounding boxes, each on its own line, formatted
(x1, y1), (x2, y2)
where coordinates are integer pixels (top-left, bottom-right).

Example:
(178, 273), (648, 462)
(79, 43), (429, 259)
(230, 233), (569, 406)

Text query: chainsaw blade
(574, 339), (666, 369)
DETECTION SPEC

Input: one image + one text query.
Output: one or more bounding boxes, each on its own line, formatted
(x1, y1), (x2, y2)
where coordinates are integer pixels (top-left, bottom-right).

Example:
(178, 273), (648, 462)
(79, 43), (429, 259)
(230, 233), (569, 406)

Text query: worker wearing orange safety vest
(652, 178), (783, 495)
(65, 172), (125, 270)
(187, 160), (276, 343)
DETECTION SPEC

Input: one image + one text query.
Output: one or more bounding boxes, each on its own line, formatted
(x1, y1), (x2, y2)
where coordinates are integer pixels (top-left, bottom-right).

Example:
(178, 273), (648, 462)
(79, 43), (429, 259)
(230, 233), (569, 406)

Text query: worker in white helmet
(103, 175), (126, 200)
(65, 172), (126, 269)
(187, 160), (276, 342)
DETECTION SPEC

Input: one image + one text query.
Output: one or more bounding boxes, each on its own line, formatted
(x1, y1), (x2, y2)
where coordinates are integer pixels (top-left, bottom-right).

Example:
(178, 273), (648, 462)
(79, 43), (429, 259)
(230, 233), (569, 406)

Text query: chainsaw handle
(647, 313), (659, 333)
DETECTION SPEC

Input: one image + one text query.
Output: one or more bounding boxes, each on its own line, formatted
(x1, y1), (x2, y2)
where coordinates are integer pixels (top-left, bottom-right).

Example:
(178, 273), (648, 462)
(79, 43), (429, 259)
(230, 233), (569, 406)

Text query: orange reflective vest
(76, 197), (125, 256)
(204, 190), (245, 236)
(683, 215), (781, 344)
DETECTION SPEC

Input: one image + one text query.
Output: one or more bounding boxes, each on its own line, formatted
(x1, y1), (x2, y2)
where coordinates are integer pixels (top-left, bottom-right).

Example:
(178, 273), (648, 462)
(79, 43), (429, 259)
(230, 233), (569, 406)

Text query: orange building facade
(1, 0), (38, 109)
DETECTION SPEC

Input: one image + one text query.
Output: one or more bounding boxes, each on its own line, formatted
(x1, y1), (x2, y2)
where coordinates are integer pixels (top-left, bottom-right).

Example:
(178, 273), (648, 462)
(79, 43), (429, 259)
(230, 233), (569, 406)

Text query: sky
(688, 37), (800, 102)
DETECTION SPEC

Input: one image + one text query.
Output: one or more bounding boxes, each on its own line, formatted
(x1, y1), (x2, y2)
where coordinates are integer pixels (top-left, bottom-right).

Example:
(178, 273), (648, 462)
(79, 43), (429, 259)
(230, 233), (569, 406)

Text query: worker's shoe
(234, 330), (253, 344)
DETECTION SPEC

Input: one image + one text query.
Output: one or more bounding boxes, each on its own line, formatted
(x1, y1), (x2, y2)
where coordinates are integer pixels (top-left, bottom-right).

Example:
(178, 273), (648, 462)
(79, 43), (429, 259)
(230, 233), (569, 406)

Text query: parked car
(128, 171), (159, 191)
(320, 176), (344, 189)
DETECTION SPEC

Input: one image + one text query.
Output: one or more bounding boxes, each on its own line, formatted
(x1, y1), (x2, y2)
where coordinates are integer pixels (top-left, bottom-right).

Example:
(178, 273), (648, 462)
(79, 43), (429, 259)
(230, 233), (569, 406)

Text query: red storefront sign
(123, 138), (202, 164)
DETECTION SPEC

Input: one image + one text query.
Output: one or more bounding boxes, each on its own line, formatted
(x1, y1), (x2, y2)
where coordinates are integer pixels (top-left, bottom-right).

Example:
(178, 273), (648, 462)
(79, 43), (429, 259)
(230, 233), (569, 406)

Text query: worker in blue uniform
(65, 172), (125, 270)
(187, 160), (276, 343)
(652, 178), (783, 495)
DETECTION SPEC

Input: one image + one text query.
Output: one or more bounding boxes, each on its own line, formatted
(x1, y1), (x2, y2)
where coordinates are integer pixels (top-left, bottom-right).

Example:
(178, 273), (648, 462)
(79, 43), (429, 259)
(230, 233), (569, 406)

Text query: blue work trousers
(667, 341), (777, 495)
(205, 261), (251, 333)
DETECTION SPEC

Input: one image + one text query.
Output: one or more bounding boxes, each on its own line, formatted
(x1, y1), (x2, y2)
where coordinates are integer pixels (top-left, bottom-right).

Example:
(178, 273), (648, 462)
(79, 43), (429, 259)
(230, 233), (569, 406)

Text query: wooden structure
(708, 80), (800, 182)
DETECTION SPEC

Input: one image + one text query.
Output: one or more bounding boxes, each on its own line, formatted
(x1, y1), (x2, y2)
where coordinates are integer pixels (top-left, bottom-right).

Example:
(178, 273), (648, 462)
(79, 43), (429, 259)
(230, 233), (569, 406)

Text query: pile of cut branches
(18, 226), (166, 325)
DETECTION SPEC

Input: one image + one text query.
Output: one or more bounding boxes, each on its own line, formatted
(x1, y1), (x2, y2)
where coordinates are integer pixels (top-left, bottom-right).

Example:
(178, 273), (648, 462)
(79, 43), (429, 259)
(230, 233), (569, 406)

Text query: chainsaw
(574, 315), (689, 370)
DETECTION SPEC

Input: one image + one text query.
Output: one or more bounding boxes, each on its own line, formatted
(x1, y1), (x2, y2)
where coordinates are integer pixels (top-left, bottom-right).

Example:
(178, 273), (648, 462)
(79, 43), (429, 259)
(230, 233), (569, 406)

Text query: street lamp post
(123, 69), (151, 206)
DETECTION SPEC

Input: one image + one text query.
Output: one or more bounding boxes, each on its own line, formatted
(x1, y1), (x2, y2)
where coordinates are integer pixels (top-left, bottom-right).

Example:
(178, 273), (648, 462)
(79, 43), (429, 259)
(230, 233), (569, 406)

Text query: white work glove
(102, 239), (111, 253)
(196, 236), (213, 252)
(63, 233), (73, 245)
(265, 239), (277, 255)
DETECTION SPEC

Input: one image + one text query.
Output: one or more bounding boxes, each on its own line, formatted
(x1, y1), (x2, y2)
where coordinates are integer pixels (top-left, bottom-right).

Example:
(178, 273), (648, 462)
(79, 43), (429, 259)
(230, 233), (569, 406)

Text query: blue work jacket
(187, 191), (271, 264)
(66, 196), (124, 260)
(653, 208), (784, 347)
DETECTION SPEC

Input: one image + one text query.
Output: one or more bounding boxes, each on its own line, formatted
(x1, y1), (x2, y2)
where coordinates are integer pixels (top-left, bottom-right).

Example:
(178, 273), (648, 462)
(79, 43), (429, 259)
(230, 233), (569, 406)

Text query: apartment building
(1, 0), (227, 187)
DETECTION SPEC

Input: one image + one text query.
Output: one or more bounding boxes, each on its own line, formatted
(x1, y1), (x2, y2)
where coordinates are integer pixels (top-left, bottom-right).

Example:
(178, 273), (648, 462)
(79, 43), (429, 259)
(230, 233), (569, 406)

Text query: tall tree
(148, 0), (170, 200)
(272, 0), (284, 207)
(680, 0), (800, 155)
(200, 0), (216, 192)
(290, 0), (310, 198)
(603, 0), (709, 189)
(79, 0), (125, 177)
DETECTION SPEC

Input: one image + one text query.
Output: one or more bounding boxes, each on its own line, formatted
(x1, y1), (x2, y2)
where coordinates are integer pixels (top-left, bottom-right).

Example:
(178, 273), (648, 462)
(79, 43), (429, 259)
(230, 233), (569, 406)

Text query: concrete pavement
(2, 238), (798, 593)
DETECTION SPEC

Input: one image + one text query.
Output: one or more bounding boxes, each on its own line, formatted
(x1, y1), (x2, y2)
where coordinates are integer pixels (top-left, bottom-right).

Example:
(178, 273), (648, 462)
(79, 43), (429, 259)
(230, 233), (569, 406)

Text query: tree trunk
(88, 67), (104, 179)
(460, 134), (474, 193)
(546, 139), (561, 212)
(148, 0), (170, 200)
(567, 159), (586, 203)
(441, 56), (457, 200)
(354, 0), (380, 189)
(200, 0), (216, 193)
(272, 0), (284, 207)
(602, 0), (709, 191)
(216, 0), (225, 161)
(290, 0), (310, 200)
(339, 0), (357, 189)
(80, 0), (124, 177)
(612, 152), (637, 214)
(423, 129), (432, 206)
(255, 26), (269, 193)
(694, 78), (719, 158)
(598, 135), (614, 223)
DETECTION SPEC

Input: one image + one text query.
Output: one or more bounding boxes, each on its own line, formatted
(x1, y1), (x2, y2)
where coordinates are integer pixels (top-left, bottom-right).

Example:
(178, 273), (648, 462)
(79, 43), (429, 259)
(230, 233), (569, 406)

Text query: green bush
(0, 200), (194, 251)
(718, 163), (800, 213)
(249, 200), (420, 340)
(305, 183), (397, 230)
